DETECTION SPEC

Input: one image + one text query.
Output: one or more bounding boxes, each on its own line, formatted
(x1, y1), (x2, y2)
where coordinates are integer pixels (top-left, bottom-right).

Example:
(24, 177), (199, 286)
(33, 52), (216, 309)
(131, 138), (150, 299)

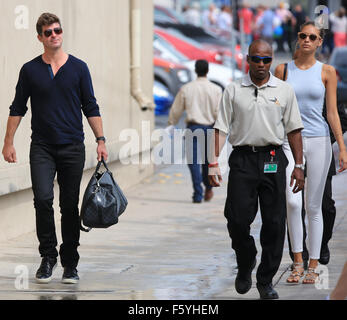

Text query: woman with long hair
(275, 21), (347, 284)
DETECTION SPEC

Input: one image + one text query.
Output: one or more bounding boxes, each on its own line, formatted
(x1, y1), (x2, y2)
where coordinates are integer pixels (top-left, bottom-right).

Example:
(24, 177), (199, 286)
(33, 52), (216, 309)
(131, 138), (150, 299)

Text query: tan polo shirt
(168, 77), (223, 126)
(214, 72), (303, 146)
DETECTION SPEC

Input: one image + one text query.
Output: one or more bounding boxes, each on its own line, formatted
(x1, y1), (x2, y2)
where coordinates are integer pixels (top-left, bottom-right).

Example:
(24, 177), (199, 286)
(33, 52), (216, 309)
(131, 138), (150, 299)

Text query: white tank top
(286, 60), (329, 137)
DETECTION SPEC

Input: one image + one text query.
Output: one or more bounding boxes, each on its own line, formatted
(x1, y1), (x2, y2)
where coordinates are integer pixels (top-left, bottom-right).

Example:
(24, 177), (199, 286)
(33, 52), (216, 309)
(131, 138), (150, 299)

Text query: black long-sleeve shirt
(9, 54), (100, 144)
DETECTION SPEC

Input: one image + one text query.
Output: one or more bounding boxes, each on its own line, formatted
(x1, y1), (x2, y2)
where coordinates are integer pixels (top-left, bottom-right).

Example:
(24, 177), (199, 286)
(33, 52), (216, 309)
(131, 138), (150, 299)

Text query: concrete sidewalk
(0, 145), (346, 300)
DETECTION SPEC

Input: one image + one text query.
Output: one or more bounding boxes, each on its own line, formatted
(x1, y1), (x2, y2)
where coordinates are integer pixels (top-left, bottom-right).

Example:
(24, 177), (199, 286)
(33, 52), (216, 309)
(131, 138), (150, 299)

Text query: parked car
(154, 34), (243, 90)
(154, 5), (234, 44)
(155, 20), (238, 48)
(154, 5), (248, 69)
(156, 25), (247, 72)
(155, 27), (222, 64)
(329, 46), (347, 104)
(153, 80), (174, 116)
(153, 55), (192, 96)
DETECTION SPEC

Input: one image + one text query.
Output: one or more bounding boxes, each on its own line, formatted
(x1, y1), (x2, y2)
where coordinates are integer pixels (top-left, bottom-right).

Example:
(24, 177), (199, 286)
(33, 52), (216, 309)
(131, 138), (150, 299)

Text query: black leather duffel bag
(80, 158), (128, 232)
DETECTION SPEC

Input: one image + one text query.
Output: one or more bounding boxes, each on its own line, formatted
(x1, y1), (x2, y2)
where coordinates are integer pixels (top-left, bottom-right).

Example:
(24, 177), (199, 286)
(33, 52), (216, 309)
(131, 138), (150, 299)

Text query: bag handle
(95, 156), (110, 174)
(80, 217), (91, 232)
(283, 63), (288, 81)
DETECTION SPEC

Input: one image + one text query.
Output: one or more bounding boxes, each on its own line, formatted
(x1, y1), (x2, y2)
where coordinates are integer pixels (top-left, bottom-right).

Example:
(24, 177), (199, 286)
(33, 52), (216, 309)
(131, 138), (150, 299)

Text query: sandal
(286, 262), (304, 284)
(303, 268), (320, 284)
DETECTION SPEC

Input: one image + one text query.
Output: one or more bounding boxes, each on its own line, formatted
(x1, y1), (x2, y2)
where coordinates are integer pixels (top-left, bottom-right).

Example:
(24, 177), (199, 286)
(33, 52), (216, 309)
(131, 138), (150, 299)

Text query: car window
(154, 41), (180, 63)
(166, 7), (186, 24)
(154, 35), (189, 62)
(154, 8), (175, 23)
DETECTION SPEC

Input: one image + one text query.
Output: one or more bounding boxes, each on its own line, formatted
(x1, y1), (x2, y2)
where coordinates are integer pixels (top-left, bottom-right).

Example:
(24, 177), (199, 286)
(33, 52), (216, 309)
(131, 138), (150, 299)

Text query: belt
(233, 145), (281, 153)
(187, 121), (213, 127)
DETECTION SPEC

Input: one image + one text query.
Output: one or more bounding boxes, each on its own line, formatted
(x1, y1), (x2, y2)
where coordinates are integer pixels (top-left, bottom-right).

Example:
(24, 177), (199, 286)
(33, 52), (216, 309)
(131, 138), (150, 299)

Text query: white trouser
(283, 136), (332, 259)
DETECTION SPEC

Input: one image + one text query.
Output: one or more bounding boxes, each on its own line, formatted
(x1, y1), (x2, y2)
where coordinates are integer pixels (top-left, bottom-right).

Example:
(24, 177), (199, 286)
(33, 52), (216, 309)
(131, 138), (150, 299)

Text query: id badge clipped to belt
(264, 150), (278, 174)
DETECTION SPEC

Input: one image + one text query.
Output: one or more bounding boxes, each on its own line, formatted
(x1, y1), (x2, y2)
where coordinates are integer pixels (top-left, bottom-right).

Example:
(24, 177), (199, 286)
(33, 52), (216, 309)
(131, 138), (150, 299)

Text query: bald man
(209, 40), (304, 299)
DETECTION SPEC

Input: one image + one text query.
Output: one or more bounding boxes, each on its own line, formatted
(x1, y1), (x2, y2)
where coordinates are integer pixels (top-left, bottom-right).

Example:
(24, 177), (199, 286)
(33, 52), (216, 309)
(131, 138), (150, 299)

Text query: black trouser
(321, 174), (336, 248)
(224, 147), (288, 285)
(30, 142), (85, 268)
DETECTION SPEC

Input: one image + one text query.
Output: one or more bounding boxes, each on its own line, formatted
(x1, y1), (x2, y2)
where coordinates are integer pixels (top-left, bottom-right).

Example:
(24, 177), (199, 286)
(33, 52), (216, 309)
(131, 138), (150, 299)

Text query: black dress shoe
(35, 257), (57, 283)
(319, 245), (330, 265)
(256, 283), (279, 300)
(235, 259), (256, 294)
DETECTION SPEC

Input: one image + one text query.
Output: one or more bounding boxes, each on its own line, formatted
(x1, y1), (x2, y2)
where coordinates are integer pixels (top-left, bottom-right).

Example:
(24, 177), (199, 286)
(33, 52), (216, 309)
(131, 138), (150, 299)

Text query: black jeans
(30, 142), (85, 268)
(224, 147), (288, 285)
(321, 174), (336, 248)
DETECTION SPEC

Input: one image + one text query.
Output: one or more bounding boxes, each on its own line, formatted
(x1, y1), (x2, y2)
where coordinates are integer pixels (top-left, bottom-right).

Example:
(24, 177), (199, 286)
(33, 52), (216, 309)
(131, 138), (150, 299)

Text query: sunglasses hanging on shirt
(43, 27), (63, 37)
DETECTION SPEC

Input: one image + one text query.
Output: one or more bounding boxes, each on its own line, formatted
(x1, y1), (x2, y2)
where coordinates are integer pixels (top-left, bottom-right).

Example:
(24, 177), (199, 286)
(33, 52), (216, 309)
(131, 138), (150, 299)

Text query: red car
(153, 56), (192, 96)
(155, 28), (223, 64)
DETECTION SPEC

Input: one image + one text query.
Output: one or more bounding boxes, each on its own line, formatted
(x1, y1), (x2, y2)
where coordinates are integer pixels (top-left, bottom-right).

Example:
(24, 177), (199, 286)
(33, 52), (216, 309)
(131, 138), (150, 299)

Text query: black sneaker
(35, 257), (57, 283)
(62, 267), (79, 284)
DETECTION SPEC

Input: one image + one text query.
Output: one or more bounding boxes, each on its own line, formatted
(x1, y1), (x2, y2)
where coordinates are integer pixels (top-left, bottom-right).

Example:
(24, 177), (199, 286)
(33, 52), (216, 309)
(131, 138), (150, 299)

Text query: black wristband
(96, 136), (106, 143)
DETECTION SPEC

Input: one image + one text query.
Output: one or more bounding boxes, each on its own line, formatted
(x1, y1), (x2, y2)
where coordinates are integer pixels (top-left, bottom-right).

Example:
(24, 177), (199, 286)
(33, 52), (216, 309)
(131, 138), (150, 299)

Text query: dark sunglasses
(43, 27), (63, 37)
(298, 32), (320, 41)
(249, 55), (273, 64)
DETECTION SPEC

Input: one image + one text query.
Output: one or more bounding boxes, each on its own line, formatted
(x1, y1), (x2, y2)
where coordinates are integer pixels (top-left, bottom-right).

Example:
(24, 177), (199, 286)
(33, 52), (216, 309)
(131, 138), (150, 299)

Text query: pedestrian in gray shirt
(208, 40), (304, 299)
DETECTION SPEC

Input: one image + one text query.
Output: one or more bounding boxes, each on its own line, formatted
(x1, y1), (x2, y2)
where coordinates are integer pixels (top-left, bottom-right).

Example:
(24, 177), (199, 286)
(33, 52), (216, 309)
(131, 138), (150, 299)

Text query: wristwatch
(96, 136), (106, 143)
(294, 164), (305, 170)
